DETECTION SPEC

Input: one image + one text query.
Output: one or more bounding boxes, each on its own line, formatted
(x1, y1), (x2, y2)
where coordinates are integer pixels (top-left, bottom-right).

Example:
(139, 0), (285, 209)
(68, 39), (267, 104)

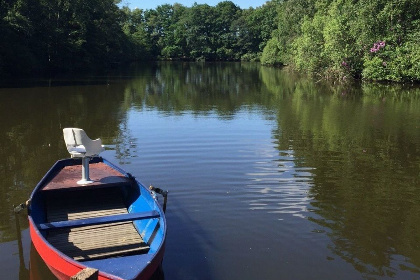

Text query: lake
(1, 62), (420, 280)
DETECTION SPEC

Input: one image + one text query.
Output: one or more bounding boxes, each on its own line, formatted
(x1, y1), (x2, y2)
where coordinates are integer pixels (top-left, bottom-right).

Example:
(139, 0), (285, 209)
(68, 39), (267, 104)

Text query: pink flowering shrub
(370, 41), (386, 53)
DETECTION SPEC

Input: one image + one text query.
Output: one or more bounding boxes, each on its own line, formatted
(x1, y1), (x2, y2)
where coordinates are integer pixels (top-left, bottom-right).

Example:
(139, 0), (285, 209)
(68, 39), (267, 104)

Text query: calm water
(1, 62), (420, 280)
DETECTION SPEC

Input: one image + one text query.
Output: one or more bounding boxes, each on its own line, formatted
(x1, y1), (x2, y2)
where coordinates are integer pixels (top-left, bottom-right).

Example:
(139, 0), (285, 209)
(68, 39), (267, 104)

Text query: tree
(0, 0), (36, 75)
(184, 4), (217, 60)
(213, 1), (240, 60)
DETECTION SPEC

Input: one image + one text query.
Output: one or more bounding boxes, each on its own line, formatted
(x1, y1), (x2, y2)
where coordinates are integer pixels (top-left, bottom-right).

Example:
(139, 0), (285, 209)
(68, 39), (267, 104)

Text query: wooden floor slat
(46, 188), (149, 261)
(48, 208), (128, 222)
(47, 223), (137, 240)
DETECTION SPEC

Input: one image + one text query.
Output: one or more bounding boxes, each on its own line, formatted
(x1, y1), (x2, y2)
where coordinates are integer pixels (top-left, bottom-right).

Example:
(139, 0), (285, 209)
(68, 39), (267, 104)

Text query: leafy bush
(241, 53), (261, 62)
(292, 15), (325, 75)
(161, 46), (183, 59)
(363, 41), (420, 82)
(266, 0), (420, 82)
(261, 38), (282, 66)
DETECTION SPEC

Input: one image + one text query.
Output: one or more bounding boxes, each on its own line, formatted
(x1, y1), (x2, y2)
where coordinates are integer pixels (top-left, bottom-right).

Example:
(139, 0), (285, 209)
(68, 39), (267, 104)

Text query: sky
(120, 0), (268, 10)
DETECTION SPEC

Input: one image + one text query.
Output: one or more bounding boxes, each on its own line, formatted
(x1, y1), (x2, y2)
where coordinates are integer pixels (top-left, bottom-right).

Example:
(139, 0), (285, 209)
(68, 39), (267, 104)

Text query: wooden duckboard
(45, 184), (149, 261)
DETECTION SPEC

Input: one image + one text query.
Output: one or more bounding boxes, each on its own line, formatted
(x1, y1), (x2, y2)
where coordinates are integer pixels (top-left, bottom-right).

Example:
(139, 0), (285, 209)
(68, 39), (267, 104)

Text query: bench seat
(38, 211), (160, 230)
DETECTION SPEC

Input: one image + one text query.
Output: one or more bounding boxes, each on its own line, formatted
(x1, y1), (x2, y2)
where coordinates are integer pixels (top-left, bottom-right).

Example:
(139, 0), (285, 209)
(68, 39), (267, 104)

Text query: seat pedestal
(77, 157), (94, 185)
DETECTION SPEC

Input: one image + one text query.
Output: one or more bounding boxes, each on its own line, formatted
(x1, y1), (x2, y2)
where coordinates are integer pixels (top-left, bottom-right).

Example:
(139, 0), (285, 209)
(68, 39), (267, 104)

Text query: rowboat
(26, 128), (167, 280)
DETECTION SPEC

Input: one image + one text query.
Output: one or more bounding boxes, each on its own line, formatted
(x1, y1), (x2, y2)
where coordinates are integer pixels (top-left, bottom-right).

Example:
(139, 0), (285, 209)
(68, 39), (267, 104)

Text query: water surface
(1, 62), (420, 279)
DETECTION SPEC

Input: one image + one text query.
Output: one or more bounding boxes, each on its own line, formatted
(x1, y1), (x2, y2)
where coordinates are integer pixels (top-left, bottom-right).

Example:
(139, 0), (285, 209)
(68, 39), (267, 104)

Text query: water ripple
(245, 149), (315, 219)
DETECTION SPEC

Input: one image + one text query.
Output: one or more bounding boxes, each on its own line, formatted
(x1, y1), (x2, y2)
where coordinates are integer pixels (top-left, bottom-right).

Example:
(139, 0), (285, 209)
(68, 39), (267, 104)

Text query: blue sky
(120, 0), (268, 10)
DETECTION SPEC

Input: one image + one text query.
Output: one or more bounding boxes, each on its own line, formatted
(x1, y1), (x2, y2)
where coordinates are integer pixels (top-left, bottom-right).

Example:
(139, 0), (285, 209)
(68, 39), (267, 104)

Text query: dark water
(1, 62), (420, 280)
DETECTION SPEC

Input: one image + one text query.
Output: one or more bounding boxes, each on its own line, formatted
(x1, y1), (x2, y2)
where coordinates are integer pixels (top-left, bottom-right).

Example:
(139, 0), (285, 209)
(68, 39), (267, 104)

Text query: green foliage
(261, 37), (282, 66)
(264, 0), (420, 82)
(362, 56), (388, 81)
(1, 0), (131, 75)
(123, 1), (276, 61)
(292, 15), (326, 74)
(271, 0), (316, 64)
(363, 31), (420, 82)
(241, 52), (261, 62)
(322, 0), (361, 80)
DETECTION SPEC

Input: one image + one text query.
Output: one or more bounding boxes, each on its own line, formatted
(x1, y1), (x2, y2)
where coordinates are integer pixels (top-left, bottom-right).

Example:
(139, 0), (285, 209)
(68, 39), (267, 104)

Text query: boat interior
(44, 186), (150, 261)
(34, 160), (161, 262)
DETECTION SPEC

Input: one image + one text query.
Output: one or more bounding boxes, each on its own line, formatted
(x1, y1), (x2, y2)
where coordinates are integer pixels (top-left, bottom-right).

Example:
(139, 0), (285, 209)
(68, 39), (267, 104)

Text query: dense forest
(1, 0), (419, 82)
(0, 0), (277, 75)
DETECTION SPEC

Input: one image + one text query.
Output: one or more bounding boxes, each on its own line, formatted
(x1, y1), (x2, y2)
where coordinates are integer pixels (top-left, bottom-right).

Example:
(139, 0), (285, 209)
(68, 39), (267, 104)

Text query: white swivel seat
(63, 128), (105, 184)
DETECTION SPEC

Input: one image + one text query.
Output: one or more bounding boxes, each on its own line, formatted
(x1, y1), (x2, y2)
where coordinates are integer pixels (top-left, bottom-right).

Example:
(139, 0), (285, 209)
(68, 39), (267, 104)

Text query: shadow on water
(14, 214), (29, 280)
(163, 196), (215, 280)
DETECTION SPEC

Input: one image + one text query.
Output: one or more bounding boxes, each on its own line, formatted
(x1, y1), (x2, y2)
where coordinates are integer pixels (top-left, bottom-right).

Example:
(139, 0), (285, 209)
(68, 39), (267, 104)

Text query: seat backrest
(71, 128), (90, 147)
(63, 128), (79, 151)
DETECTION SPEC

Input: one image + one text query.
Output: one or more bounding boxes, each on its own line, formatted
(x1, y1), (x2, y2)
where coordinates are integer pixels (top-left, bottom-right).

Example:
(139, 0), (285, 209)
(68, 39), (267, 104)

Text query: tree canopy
(1, 0), (418, 82)
(0, 1), (276, 76)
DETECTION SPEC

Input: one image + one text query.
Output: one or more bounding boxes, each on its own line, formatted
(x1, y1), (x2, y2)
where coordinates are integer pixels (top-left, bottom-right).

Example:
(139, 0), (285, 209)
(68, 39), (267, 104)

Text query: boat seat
(63, 128), (105, 184)
(63, 128), (105, 157)
(38, 211), (160, 230)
